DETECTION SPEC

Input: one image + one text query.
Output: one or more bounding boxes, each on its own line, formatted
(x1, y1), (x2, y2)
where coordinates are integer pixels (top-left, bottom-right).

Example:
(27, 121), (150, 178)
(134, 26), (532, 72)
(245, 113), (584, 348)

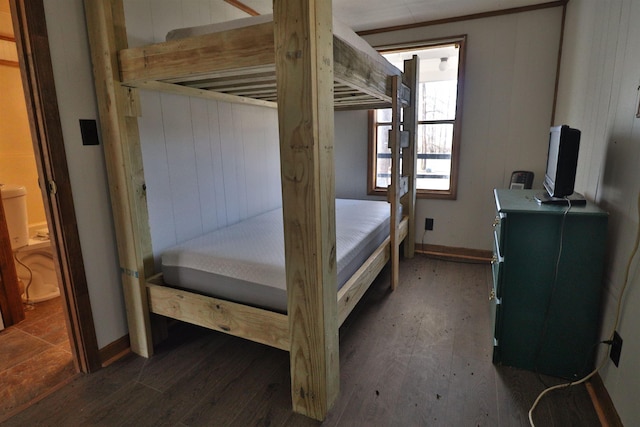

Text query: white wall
(43, 0), (126, 348)
(139, 94), (281, 265)
(334, 7), (563, 251)
(334, 110), (373, 200)
(554, 0), (640, 423)
(123, 1), (282, 265)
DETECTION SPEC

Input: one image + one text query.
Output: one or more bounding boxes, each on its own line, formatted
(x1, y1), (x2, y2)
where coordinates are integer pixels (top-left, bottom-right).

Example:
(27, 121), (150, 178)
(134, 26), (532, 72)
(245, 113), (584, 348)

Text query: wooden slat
(225, 86), (277, 96)
(334, 101), (392, 112)
(84, 0), (154, 357)
(388, 75), (402, 291)
(163, 65), (276, 85)
(274, 0), (338, 420)
(191, 76), (275, 90)
(147, 283), (290, 351)
(402, 56), (419, 258)
(333, 36), (398, 104)
(135, 80), (277, 109)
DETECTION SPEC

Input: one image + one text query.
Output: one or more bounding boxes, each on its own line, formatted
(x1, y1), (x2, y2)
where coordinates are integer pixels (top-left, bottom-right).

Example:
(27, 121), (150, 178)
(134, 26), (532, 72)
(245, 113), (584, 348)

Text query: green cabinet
(491, 189), (608, 380)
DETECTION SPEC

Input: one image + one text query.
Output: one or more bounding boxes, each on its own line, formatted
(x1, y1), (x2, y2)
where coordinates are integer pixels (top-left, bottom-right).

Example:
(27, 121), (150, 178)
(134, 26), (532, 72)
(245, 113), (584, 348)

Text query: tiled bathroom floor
(0, 297), (76, 421)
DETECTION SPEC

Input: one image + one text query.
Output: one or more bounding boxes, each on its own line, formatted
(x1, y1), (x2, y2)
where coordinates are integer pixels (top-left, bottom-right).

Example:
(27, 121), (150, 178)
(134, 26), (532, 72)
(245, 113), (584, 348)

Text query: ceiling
(240, 0), (554, 32)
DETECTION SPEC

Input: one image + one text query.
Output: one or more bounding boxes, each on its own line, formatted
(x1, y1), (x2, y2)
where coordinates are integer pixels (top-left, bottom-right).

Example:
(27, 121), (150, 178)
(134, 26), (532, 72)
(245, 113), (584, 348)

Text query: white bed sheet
(162, 199), (390, 313)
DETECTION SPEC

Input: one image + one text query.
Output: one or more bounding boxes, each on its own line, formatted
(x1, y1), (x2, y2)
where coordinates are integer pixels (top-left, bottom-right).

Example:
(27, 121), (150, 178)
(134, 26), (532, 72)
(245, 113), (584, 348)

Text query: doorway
(0, 0), (100, 417)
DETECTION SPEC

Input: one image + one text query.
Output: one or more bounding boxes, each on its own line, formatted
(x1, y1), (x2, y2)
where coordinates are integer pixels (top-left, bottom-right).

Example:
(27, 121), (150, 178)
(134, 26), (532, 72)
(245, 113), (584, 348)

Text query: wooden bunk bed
(84, 0), (418, 421)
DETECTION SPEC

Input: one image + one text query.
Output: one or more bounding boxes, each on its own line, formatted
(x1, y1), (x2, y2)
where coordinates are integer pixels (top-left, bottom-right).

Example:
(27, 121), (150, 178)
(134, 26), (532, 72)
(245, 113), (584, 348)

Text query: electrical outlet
(425, 218), (434, 231)
(610, 331), (623, 367)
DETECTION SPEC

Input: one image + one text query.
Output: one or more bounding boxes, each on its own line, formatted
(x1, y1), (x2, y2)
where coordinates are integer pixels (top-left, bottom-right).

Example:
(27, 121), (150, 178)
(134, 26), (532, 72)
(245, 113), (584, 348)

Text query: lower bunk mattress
(161, 198), (390, 313)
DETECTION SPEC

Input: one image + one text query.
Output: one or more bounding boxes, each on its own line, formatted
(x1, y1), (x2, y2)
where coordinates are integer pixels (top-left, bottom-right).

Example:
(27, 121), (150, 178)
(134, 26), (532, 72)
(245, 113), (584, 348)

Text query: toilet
(1, 183), (60, 303)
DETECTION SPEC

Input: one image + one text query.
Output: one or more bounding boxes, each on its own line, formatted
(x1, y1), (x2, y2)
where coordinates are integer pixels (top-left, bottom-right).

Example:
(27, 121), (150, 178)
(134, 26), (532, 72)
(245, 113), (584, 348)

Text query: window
(368, 37), (465, 199)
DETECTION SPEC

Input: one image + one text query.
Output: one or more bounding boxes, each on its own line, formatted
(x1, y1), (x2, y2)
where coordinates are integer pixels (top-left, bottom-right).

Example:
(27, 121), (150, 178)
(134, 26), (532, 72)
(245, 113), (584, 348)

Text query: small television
(535, 125), (585, 205)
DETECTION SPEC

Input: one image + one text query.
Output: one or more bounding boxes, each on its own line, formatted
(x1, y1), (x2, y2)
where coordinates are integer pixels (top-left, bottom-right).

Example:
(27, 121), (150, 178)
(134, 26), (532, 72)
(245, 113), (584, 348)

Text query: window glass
(368, 37), (465, 199)
(417, 123), (453, 191)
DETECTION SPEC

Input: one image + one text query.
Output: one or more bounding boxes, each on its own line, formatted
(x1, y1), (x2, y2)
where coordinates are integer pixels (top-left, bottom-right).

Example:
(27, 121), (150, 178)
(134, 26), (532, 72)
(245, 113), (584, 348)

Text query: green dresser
(491, 189), (608, 380)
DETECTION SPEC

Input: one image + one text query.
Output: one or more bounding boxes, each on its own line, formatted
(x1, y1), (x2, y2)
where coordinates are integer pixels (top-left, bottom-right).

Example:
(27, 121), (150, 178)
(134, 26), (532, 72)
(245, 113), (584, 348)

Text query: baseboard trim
(586, 373), (623, 427)
(416, 243), (492, 263)
(99, 334), (131, 367)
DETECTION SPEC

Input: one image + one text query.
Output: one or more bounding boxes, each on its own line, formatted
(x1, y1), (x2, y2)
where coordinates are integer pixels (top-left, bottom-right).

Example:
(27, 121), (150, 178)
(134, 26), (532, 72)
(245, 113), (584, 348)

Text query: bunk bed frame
(84, 0), (418, 420)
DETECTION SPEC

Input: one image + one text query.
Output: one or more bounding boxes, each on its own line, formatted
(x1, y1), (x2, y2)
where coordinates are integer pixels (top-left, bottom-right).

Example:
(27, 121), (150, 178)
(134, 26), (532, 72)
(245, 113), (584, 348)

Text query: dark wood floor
(0, 297), (75, 422)
(4, 256), (600, 426)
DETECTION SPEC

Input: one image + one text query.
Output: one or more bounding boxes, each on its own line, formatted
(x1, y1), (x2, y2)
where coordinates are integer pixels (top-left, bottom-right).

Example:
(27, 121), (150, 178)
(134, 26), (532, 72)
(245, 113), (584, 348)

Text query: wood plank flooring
(0, 297), (76, 422)
(4, 256), (600, 426)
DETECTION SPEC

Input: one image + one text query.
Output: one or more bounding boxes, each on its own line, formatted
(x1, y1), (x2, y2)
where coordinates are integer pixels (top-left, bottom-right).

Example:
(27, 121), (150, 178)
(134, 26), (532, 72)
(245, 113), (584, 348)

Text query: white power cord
(528, 192), (640, 426)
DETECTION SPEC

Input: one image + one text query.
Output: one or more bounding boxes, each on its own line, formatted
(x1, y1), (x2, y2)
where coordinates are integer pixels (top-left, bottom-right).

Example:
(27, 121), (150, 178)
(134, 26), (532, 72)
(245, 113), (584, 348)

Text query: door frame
(10, 0), (101, 373)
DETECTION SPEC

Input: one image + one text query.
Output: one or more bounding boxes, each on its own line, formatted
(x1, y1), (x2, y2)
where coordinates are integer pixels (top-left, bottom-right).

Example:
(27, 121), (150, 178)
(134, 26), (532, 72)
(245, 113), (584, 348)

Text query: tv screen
(543, 125), (580, 198)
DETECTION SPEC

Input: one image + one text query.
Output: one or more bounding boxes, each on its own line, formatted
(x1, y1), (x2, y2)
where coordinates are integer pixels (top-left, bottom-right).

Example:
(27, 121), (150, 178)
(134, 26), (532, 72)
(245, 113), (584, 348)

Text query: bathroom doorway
(0, 1), (100, 415)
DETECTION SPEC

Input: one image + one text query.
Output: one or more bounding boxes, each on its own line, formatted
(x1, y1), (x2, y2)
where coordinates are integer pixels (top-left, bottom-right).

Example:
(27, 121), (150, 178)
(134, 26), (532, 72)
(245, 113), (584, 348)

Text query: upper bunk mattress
(161, 199), (389, 313)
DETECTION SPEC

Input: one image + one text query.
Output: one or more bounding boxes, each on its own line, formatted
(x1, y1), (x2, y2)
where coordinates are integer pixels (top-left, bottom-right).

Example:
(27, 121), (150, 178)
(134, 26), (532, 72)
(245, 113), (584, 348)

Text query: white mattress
(165, 14), (394, 77)
(162, 199), (390, 313)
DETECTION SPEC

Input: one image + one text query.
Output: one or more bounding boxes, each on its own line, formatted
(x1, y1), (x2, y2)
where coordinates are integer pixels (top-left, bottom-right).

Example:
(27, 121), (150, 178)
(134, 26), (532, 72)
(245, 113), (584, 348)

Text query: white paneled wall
(354, 7), (562, 251)
(123, 0), (250, 46)
(43, 0), (127, 347)
(125, 1), (282, 264)
(138, 91), (281, 264)
(555, 1), (640, 424)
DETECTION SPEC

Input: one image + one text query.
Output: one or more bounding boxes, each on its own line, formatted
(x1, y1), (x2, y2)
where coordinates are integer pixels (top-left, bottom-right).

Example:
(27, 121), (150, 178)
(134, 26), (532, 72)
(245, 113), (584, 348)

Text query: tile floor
(0, 297), (76, 421)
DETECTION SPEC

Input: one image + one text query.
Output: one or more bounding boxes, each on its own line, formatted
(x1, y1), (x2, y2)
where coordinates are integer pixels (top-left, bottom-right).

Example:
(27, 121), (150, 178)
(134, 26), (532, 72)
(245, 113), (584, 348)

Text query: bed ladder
(389, 56), (419, 290)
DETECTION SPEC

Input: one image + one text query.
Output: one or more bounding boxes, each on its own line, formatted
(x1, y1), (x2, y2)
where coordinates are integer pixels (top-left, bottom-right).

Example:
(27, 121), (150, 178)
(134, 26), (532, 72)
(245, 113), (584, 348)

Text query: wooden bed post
(402, 56), (419, 258)
(84, 0), (155, 357)
(389, 76), (401, 290)
(273, 0), (339, 421)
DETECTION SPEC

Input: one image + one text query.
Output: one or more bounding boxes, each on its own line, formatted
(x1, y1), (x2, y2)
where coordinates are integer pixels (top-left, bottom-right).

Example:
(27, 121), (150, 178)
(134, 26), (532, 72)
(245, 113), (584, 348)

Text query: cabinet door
(492, 213), (506, 259)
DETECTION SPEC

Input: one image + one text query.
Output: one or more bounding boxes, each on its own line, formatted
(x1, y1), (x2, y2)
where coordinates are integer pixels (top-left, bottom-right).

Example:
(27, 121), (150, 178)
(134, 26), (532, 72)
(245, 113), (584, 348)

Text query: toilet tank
(1, 184), (29, 250)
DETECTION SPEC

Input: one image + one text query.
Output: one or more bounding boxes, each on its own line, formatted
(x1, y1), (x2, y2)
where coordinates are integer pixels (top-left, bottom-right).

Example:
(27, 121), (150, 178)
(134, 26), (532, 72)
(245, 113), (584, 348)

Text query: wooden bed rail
(145, 215), (409, 352)
(147, 280), (290, 351)
(338, 216), (408, 325)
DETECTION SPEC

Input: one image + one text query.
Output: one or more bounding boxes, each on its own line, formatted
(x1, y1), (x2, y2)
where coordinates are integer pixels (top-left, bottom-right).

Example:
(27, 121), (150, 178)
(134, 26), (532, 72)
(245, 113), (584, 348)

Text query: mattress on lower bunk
(161, 199), (390, 313)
